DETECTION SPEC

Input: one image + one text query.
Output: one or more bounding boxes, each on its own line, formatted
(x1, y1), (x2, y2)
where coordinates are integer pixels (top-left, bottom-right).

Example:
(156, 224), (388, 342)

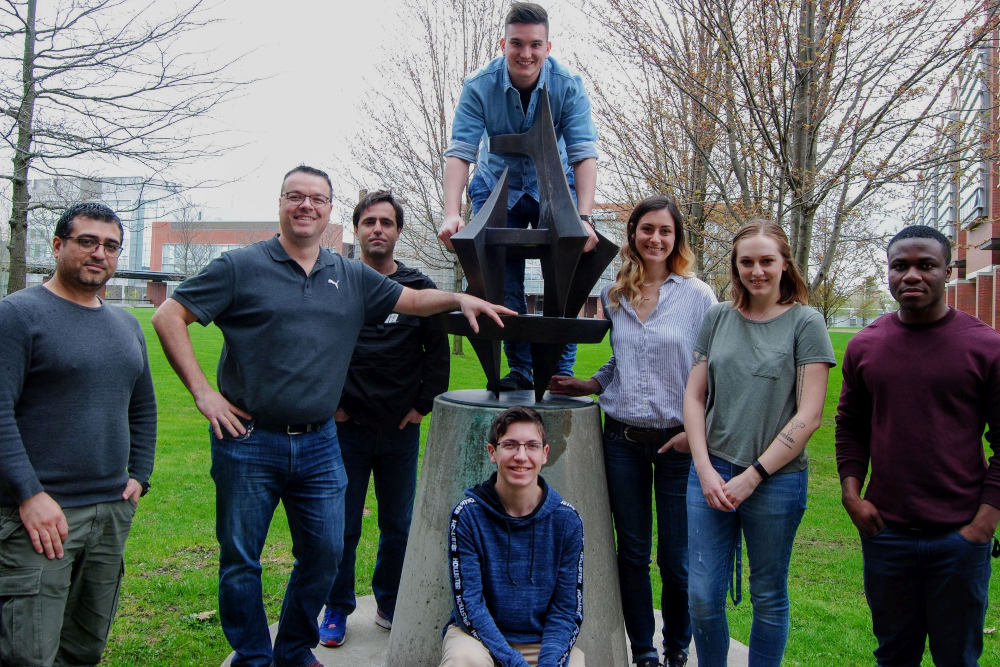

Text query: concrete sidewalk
(221, 594), (750, 667)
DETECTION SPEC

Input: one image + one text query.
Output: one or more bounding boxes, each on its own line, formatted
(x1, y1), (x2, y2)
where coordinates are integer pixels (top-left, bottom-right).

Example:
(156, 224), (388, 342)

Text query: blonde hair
(729, 219), (809, 310)
(608, 195), (695, 309)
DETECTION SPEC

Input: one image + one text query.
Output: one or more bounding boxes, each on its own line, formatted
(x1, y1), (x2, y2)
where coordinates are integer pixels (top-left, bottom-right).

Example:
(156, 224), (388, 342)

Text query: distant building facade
(910, 19), (1000, 330)
(146, 219), (344, 305)
(27, 177), (181, 274)
(20, 177), (182, 302)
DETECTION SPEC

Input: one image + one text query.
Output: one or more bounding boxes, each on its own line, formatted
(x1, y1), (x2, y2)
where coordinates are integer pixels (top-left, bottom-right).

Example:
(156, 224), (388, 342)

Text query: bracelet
(752, 460), (771, 482)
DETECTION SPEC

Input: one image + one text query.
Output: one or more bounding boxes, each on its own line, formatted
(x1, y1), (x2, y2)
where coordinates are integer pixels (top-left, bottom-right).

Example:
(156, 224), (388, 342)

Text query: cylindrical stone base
(386, 390), (627, 667)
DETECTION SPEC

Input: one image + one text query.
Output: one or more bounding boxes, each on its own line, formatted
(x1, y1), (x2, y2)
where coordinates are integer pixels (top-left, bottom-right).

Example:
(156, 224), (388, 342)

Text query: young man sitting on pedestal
(441, 406), (585, 667)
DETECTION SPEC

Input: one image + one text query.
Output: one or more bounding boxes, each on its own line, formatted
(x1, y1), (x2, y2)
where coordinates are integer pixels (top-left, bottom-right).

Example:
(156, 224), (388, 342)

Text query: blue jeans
(861, 525), (992, 667)
(687, 455), (807, 667)
(603, 427), (693, 663)
(326, 420), (420, 618)
(469, 177), (576, 380)
(211, 418), (347, 667)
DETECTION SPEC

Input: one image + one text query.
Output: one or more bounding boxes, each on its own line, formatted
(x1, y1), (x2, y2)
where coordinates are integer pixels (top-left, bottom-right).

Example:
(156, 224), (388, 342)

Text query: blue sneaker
(319, 608), (346, 647)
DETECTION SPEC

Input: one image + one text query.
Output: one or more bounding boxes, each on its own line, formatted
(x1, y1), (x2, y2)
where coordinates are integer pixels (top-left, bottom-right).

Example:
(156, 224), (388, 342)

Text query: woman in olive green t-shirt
(682, 220), (836, 667)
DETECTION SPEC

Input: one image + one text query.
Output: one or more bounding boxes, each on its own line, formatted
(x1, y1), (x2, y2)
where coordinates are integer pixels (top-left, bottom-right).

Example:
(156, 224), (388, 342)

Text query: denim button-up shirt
(445, 56), (598, 210)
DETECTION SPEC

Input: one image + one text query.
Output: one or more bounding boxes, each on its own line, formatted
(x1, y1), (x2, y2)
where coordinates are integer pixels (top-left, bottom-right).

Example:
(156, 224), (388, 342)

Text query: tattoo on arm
(778, 419), (807, 449)
(796, 365), (806, 406)
(692, 351), (707, 368)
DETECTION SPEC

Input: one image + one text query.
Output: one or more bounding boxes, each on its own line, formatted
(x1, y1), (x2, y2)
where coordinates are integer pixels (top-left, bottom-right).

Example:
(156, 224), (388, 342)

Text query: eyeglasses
(496, 440), (545, 452)
(64, 236), (123, 257)
(282, 192), (332, 206)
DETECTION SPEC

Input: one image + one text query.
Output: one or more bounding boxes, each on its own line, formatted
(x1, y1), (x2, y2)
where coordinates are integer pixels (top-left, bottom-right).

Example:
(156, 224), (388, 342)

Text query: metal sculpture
(438, 90), (619, 402)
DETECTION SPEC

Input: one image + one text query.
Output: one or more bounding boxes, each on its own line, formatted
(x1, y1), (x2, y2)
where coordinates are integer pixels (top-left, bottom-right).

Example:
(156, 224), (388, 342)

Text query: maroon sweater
(835, 308), (1000, 528)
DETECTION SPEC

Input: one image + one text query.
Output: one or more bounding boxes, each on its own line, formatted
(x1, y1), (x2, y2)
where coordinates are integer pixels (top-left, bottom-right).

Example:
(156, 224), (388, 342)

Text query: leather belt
(257, 422), (323, 435)
(604, 415), (683, 444)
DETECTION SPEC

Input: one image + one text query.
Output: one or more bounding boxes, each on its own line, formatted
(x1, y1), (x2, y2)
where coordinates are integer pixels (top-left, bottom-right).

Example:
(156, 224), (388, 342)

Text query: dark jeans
(469, 179), (576, 380)
(861, 524), (992, 667)
(327, 420), (420, 619)
(211, 418), (346, 667)
(603, 426), (692, 663)
(687, 455), (807, 667)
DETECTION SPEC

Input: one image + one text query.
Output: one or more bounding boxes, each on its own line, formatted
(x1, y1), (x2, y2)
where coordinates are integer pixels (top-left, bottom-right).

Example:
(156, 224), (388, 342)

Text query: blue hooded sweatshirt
(447, 473), (584, 667)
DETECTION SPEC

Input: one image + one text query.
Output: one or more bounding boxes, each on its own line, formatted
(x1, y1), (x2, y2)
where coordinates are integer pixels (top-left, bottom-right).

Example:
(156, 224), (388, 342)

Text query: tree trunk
(789, 0), (817, 276)
(689, 152), (709, 275)
(6, 0), (37, 295)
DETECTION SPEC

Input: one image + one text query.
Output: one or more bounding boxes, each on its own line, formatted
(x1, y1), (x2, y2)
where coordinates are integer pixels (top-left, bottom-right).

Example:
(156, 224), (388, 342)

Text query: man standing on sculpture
(319, 190), (450, 646)
(0, 202), (156, 666)
(437, 2), (598, 392)
(152, 166), (511, 667)
(836, 225), (1000, 666)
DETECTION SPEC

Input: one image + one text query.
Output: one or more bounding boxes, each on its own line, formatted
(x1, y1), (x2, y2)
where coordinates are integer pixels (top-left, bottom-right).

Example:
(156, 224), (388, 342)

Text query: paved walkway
(222, 594), (750, 667)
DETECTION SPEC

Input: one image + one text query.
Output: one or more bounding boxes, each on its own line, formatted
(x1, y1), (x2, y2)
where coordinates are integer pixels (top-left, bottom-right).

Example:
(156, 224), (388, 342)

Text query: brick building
(144, 219), (344, 305)
(912, 15), (1000, 329)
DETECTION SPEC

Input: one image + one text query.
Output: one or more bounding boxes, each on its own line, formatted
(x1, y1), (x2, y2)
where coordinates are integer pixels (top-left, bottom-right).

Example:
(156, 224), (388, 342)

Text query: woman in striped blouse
(550, 195), (716, 667)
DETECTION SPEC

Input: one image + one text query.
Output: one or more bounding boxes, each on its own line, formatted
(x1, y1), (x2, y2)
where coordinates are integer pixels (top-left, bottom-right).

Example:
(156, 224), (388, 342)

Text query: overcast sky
(173, 0), (590, 225)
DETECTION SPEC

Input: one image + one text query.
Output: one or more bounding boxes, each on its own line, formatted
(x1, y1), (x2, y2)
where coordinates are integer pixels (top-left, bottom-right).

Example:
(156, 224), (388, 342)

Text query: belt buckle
(622, 426), (638, 443)
(286, 424), (312, 435)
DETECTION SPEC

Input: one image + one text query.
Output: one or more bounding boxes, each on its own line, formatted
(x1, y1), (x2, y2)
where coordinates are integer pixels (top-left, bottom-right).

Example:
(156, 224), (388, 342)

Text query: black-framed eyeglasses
(496, 440), (545, 452)
(63, 235), (123, 257)
(281, 192), (332, 206)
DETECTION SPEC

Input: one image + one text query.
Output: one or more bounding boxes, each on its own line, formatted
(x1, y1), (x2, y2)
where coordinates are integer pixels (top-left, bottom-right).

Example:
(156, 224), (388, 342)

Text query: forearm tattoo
(778, 419), (806, 449)
(692, 351), (707, 368)
(796, 365), (806, 406)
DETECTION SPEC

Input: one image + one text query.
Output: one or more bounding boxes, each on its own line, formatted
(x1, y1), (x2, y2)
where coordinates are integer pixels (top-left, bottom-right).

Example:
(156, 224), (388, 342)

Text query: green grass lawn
(104, 312), (1000, 666)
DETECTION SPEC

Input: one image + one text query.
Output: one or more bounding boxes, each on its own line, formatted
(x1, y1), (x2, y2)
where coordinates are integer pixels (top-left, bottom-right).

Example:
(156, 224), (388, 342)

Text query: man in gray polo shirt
(151, 165), (511, 667)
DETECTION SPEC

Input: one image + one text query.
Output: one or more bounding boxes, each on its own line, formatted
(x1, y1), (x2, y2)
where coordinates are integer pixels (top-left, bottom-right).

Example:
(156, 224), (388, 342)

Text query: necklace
(641, 281), (660, 301)
(748, 302), (778, 321)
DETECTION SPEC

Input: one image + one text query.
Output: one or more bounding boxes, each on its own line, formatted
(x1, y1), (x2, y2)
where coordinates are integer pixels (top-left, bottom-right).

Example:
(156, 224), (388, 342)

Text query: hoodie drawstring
(505, 521), (517, 585)
(528, 522), (536, 584)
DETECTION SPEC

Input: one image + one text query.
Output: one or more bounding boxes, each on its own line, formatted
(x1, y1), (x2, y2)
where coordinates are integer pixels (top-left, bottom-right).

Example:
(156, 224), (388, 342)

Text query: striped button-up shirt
(593, 274), (717, 429)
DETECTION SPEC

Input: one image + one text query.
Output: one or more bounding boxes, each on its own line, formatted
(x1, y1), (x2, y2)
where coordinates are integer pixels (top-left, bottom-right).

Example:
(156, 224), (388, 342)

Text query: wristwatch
(752, 460), (771, 482)
(579, 214), (595, 229)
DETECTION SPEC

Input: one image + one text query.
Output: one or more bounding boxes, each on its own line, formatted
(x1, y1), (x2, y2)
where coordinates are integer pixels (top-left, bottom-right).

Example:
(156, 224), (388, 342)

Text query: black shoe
(496, 371), (533, 391)
(663, 649), (688, 667)
(637, 659), (661, 667)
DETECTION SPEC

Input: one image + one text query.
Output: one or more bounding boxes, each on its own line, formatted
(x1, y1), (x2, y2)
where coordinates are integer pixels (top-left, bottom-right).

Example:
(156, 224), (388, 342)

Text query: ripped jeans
(686, 455), (807, 667)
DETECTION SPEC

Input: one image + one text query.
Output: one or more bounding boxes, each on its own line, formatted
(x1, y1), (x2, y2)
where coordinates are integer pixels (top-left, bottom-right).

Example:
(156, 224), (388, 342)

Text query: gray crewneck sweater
(0, 285), (157, 507)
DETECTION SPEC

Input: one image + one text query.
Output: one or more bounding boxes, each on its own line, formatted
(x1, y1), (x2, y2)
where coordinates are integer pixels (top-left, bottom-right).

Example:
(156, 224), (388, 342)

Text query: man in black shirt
(320, 191), (449, 647)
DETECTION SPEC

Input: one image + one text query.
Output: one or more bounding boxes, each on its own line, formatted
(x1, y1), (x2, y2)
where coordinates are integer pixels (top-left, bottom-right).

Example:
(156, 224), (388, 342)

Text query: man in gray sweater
(0, 202), (157, 666)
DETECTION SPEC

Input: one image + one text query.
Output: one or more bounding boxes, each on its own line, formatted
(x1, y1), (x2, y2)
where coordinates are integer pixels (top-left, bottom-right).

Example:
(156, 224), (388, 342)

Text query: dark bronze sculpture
(436, 90), (618, 402)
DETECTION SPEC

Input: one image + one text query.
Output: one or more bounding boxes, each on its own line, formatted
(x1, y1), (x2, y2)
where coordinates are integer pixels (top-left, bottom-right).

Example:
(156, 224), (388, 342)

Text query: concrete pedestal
(385, 390), (628, 667)
(220, 596), (751, 667)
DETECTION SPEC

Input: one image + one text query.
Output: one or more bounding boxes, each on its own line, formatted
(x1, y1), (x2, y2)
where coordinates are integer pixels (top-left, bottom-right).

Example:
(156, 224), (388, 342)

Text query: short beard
(60, 263), (111, 290)
(362, 242), (394, 262)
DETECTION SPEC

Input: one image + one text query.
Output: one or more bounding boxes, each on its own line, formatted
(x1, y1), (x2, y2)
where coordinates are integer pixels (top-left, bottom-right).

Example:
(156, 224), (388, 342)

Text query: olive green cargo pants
(0, 499), (135, 667)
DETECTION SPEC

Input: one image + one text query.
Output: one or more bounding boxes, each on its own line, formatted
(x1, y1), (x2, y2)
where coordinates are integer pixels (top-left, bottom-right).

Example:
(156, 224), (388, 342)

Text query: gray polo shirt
(171, 236), (403, 427)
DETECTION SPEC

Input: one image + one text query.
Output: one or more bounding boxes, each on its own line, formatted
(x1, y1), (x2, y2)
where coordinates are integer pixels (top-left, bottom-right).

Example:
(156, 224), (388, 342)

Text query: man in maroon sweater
(836, 224), (1000, 667)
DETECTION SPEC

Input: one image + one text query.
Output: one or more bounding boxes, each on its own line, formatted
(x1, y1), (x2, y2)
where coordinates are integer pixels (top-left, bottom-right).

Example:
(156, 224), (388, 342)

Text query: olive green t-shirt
(693, 302), (836, 473)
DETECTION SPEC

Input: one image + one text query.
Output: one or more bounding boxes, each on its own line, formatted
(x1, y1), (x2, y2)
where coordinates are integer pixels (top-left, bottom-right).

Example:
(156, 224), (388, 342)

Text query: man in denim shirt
(437, 2), (599, 392)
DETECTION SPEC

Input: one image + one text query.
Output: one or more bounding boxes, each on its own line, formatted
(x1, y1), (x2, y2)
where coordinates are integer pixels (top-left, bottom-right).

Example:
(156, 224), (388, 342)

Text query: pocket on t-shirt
(751, 343), (788, 380)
